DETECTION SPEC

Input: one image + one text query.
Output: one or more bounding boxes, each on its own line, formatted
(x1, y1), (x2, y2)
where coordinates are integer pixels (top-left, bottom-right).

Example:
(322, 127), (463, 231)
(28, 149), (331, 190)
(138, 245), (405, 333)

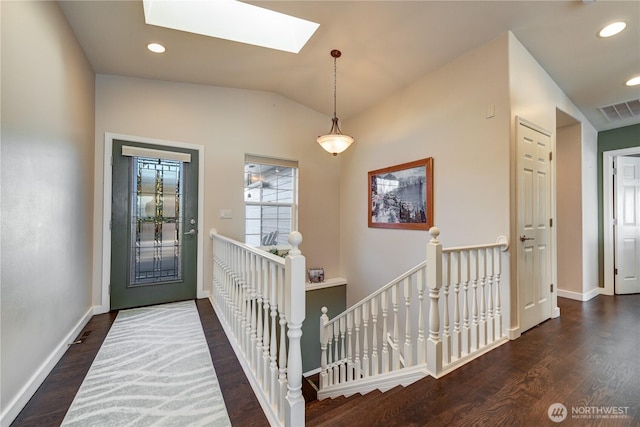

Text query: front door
(111, 140), (198, 310)
(615, 156), (640, 294)
(517, 119), (552, 333)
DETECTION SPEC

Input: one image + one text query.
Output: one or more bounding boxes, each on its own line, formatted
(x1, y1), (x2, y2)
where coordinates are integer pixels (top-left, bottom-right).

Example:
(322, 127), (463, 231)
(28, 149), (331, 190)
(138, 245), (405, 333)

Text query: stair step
(306, 384), (408, 426)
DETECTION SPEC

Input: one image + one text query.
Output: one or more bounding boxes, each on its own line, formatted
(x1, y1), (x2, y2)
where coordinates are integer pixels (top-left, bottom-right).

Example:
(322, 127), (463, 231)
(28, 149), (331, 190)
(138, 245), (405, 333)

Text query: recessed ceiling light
(147, 42), (166, 54)
(598, 21), (627, 38)
(626, 76), (640, 87)
(142, 0), (319, 54)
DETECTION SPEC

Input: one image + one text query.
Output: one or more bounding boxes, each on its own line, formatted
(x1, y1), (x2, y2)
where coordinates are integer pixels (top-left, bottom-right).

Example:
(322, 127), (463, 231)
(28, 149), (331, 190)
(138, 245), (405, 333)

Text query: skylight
(142, 0), (319, 54)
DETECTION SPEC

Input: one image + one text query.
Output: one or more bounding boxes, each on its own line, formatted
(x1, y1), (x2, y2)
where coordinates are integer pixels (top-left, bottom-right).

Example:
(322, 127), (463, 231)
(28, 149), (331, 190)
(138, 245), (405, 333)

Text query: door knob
(520, 235), (534, 242)
(184, 229), (197, 236)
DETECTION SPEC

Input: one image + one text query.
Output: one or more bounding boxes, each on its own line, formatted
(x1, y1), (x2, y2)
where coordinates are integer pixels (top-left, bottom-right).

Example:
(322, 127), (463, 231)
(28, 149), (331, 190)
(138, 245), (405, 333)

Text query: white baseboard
(507, 327), (521, 340)
(304, 367), (321, 377)
(0, 306), (94, 427)
(93, 304), (110, 315)
(558, 287), (601, 302)
(197, 290), (211, 299)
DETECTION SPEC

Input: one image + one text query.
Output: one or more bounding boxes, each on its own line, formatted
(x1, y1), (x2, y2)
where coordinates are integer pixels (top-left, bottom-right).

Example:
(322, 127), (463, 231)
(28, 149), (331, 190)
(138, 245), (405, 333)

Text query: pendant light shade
(317, 50), (354, 156)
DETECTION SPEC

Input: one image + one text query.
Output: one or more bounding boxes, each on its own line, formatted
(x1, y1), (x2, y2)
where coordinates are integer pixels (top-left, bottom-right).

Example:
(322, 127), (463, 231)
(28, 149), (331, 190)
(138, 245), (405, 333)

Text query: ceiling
(58, 0), (640, 132)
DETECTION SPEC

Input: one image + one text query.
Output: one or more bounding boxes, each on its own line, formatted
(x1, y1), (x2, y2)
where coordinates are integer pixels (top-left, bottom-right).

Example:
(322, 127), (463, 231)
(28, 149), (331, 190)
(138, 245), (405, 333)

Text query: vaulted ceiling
(58, 0), (640, 131)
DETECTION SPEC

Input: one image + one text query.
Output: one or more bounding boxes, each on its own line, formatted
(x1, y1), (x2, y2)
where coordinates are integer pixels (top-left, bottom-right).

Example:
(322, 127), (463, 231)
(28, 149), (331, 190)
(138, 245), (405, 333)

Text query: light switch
(486, 104), (495, 119)
(220, 209), (232, 219)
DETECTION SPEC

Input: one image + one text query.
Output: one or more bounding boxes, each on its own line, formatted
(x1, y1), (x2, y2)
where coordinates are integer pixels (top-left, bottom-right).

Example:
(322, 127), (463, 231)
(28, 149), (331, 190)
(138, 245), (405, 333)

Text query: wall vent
(599, 99), (640, 122)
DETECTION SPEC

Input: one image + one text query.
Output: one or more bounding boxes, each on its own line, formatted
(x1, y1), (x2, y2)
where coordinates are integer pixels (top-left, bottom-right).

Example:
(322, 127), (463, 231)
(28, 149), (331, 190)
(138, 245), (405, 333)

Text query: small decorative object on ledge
(308, 268), (325, 283)
(268, 247), (289, 258)
(368, 157), (434, 230)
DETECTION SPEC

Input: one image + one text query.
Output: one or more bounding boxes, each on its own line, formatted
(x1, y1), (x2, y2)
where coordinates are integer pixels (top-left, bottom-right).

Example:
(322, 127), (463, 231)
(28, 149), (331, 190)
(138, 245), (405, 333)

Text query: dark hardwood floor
(11, 299), (268, 427)
(10, 295), (640, 426)
(306, 295), (640, 426)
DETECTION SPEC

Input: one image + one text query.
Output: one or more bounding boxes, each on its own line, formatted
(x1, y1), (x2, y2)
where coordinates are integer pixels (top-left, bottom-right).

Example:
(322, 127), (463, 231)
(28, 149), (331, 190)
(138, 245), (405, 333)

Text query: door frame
(603, 146), (640, 295)
(98, 132), (205, 313)
(511, 116), (559, 339)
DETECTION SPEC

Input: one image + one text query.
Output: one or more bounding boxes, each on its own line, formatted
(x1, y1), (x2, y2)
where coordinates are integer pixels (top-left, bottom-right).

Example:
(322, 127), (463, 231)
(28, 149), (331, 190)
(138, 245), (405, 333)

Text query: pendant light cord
(333, 55), (337, 119)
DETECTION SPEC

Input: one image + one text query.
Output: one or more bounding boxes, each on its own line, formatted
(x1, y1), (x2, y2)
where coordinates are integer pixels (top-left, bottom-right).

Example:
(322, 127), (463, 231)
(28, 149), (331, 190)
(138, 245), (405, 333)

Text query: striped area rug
(61, 300), (231, 426)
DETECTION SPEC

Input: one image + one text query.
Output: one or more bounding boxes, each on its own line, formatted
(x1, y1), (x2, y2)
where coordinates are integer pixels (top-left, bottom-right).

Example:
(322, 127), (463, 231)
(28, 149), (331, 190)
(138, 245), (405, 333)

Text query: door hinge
(614, 268), (618, 275)
(550, 283), (554, 293)
(612, 167), (617, 175)
(109, 219), (112, 230)
(549, 152), (553, 161)
(550, 218), (553, 227)
(613, 218), (617, 226)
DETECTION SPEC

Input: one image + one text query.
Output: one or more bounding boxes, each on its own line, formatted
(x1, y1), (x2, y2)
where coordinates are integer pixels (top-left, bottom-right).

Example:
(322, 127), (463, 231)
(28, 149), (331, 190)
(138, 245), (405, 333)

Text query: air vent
(599, 99), (640, 122)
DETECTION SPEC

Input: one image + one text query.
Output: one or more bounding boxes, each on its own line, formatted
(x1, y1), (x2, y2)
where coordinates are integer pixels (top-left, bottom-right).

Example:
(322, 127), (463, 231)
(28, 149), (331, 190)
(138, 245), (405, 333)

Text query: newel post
(319, 307), (329, 390)
(285, 231), (305, 427)
(426, 227), (443, 377)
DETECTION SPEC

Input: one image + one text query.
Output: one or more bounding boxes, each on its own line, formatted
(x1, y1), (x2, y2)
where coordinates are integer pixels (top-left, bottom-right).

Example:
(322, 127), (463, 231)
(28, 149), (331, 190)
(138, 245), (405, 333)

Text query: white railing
(318, 227), (509, 398)
(210, 229), (305, 427)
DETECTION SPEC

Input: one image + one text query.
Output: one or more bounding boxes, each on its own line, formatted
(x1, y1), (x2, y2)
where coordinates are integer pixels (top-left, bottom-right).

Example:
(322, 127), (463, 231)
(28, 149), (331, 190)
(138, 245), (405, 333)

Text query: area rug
(61, 300), (231, 426)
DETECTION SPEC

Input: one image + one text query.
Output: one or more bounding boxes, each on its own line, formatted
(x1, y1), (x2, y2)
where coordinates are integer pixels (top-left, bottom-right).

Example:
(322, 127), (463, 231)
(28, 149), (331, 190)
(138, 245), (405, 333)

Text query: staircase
(317, 227), (510, 399)
(211, 226), (511, 426)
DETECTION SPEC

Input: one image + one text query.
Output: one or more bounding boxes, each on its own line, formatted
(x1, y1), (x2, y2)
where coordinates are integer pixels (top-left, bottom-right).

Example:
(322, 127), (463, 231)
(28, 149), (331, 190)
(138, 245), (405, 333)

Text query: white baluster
(381, 290), (389, 373)
(278, 317), (287, 421)
(269, 263), (278, 404)
(333, 317), (340, 384)
(494, 247), (503, 338)
(486, 248), (495, 343)
(354, 306), (361, 379)
(461, 250), (470, 355)
(403, 277), (413, 367)
(255, 257), (263, 377)
(362, 303), (370, 378)
(391, 285), (400, 370)
(325, 323), (333, 387)
(252, 255), (259, 370)
(451, 251), (461, 360)
(416, 268), (426, 365)
(470, 249), (479, 351)
(478, 249), (487, 348)
(346, 312), (354, 381)
(442, 253), (451, 364)
(371, 296), (379, 375)
(338, 317), (345, 383)
(261, 259), (270, 387)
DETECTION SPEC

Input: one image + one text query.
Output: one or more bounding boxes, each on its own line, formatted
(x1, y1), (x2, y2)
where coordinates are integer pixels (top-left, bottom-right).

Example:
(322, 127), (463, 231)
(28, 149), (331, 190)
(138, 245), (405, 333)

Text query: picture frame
(368, 157), (434, 230)
(308, 268), (325, 283)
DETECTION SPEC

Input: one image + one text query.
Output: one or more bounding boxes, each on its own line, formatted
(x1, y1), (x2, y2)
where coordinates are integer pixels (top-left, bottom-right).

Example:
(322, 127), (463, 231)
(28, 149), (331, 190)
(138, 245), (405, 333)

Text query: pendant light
(317, 49), (354, 156)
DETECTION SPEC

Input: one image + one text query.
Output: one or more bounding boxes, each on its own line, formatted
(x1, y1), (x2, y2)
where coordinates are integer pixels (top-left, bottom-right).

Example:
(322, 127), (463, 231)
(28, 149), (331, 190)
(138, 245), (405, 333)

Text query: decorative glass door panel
(111, 140), (198, 310)
(130, 157), (183, 286)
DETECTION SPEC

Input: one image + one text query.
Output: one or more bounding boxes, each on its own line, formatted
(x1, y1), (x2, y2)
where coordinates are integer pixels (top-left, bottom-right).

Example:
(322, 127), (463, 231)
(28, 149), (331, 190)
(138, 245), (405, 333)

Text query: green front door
(111, 140), (198, 310)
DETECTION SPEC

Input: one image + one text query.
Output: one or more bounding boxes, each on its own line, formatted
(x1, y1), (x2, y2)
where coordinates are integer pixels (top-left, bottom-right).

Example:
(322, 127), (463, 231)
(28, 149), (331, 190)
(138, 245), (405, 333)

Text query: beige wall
(339, 34), (511, 314)
(1, 1), (95, 421)
(557, 123), (584, 294)
(508, 31), (599, 319)
(93, 75), (342, 306)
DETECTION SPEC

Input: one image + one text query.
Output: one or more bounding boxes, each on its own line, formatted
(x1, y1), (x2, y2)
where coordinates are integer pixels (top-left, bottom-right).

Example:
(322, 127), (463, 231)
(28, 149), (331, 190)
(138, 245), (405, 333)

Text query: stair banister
(318, 226), (509, 399)
(210, 229), (305, 427)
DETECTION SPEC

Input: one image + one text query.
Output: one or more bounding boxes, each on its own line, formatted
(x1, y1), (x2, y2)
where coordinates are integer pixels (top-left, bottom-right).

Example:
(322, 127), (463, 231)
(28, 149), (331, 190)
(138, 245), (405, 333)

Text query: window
(244, 154), (298, 247)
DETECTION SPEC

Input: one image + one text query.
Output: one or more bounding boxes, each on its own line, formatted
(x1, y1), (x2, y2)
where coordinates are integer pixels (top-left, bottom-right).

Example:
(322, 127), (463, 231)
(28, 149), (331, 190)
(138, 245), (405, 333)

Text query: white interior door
(615, 156), (640, 294)
(517, 120), (552, 333)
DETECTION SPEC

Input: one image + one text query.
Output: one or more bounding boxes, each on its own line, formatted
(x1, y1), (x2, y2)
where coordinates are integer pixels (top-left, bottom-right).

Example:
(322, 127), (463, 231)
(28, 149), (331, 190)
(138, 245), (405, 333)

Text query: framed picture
(368, 158), (433, 230)
(308, 268), (325, 283)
